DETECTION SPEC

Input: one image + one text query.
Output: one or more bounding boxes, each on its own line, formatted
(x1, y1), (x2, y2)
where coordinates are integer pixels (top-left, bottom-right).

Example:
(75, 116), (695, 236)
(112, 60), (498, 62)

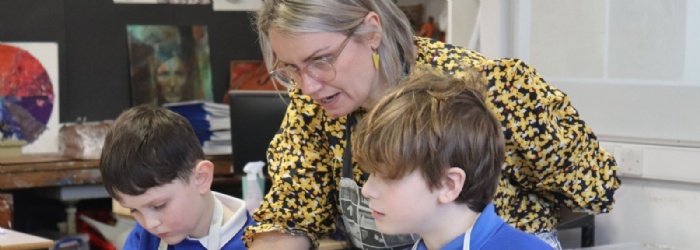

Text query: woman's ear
(363, 11), (383, 49)
(438, 167), (466, 204)
(193, 160), (214, 195)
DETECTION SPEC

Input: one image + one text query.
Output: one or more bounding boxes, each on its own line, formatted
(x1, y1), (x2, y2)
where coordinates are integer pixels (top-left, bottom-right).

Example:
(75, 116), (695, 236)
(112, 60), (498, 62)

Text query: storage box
(59, 122), (111, 160)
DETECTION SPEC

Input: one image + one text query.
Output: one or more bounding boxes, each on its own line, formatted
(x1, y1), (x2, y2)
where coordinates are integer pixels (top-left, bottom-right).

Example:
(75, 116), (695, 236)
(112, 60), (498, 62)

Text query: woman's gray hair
(256, 0), (416, 88)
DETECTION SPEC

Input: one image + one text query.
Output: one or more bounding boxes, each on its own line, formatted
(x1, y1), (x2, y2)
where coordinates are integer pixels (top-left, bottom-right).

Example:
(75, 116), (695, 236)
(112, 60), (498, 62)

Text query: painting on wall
(127, 25), (213, 106)
(0, 42), (60, 154)
(223, 61), (277, 103)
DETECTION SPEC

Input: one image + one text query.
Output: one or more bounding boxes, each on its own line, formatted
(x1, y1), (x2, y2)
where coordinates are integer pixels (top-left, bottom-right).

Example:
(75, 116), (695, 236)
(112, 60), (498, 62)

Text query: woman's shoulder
(414, 36), (489, 71)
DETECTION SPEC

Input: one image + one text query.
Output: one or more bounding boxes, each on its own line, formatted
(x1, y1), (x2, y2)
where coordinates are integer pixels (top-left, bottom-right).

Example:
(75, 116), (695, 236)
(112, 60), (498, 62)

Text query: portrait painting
(127, 25), (213, 106)
(0, 42), (60, 153)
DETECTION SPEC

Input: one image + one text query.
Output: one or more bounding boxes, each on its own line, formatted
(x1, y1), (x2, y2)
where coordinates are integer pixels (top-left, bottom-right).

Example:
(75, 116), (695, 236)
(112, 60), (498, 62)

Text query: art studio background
(1, 0), (700, 249)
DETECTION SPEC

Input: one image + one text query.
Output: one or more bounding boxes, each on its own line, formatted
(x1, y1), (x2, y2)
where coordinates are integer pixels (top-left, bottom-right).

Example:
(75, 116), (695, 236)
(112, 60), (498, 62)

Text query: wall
(480, 0), (700, 248)
(590, 143), (700, 248)
(0, 0), (261, 123)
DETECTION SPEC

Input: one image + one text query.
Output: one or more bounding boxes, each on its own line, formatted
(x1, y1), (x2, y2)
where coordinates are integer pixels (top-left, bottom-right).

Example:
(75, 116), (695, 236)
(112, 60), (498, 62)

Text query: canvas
(127, 25), (213, 106)
(0, 42), (60, 154)
(223, 61), (277, 103)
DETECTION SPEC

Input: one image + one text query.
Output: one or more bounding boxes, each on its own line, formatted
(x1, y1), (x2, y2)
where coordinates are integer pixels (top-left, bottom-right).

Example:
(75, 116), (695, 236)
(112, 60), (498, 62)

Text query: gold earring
(372, 50), (380, 69)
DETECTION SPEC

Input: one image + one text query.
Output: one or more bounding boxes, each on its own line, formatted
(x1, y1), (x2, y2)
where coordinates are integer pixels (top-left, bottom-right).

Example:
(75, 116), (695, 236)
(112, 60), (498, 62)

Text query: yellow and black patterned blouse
(243, 37), (621, 248)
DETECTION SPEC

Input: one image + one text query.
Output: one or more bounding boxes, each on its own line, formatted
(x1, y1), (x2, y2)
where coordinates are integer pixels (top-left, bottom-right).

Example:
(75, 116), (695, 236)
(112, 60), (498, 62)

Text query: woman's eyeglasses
(268, 26), (359, 89)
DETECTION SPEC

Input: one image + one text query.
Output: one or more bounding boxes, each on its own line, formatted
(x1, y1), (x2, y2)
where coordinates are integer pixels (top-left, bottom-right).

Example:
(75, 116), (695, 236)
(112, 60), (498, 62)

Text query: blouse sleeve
(483, 58), (621, 213)
(242, 89), (339, 248)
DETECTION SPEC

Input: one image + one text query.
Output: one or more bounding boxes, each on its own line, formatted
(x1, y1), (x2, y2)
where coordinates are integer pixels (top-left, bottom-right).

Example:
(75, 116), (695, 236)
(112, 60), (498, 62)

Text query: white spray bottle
(242, 161), (265, 213)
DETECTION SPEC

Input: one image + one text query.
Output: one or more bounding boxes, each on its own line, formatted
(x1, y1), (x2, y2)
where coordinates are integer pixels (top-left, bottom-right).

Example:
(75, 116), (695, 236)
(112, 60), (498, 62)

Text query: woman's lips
(319, 93), (339, 104)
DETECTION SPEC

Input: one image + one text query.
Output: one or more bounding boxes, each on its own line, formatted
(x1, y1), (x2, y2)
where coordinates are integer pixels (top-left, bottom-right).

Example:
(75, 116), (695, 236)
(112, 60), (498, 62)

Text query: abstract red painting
(0, 43), (59, 153)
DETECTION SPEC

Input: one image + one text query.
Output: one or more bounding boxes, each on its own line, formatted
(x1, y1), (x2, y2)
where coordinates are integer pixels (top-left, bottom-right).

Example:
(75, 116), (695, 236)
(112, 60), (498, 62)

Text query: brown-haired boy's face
(361, 170), (442, 235)
(116, 175), (207, 244)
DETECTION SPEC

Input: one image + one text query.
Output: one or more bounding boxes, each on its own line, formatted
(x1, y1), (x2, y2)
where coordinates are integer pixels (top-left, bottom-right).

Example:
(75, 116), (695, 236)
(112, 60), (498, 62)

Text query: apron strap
(342, 114), (357, 179)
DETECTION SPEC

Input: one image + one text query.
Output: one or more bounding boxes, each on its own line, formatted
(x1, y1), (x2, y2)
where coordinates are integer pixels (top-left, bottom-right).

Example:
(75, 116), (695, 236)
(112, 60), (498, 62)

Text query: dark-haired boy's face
(116, 176), (207, 244)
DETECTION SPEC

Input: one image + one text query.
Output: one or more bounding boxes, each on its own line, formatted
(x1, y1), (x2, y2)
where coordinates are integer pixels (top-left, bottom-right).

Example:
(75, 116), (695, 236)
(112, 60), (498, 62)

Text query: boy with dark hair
(353, 68), (551, 249)
(100, 105), (254, 250)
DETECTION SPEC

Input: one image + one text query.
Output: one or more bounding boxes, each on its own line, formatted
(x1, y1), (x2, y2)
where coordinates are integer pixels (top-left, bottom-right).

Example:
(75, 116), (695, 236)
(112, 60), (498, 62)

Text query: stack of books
(163, 101), (231, 155)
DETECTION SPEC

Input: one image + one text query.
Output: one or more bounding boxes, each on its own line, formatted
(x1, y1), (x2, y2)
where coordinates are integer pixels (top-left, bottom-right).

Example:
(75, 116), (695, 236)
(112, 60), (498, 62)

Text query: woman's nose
(299, 73), (323, 95)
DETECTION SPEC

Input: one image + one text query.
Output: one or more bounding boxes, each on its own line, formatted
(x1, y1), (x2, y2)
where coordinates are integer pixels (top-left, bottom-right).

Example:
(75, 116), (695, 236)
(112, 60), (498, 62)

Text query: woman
(244, 0), (620, 249)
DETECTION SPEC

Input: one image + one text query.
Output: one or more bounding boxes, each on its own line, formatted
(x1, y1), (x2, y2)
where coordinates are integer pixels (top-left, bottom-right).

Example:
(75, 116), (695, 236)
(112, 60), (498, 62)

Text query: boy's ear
(193, 160), (214, 195)
(438, 167), (466, 204)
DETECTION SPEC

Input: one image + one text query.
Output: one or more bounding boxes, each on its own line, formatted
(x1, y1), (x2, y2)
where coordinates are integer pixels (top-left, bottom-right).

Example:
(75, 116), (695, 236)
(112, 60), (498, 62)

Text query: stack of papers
(164, 101), (231, 155)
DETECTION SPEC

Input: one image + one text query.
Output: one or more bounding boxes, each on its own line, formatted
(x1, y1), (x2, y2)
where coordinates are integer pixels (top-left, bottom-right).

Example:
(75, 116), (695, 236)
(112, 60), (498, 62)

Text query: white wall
(446, 0), (479, 49)
(591, 143), (700, 248)
(481, 0), (700, 248)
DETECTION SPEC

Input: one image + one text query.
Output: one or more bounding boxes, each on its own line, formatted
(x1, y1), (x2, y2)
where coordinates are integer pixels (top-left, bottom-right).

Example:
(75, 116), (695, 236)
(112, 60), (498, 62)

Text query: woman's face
(268, 29), (380, 118)
(157, 55), (187, 103)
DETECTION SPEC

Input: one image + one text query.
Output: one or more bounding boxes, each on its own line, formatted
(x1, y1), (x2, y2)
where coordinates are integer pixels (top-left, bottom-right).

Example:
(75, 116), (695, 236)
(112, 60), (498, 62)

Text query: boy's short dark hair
(100, 105), (204, 201)
(353, 67), (505, 212)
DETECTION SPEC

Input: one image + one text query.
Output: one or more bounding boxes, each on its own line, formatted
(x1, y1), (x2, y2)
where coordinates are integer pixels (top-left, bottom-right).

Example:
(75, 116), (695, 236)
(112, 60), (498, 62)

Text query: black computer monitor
(228, 90), (290, 174)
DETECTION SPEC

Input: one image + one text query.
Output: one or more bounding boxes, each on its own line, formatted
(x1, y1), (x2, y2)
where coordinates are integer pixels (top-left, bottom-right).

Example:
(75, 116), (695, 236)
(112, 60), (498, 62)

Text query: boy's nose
(143, 214), (161, 231)
(361, 174), (378, 199)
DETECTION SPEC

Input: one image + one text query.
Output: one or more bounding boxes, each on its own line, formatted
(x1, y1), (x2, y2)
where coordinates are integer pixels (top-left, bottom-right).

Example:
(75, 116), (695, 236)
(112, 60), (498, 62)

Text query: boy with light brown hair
(353, 68), (551, 249)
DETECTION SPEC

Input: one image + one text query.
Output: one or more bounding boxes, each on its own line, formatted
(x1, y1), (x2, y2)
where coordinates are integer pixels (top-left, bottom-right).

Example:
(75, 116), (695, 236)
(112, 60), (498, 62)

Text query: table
(0, 154), (234, 229)
(0, 228), (54, 250)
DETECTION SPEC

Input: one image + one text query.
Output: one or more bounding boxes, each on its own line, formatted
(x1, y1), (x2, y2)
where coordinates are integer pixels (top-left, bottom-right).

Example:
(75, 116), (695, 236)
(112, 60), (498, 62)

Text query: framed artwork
(223, 61), (278, 103)
(0, 42), (60, 154)
(127, 25), (213, 106)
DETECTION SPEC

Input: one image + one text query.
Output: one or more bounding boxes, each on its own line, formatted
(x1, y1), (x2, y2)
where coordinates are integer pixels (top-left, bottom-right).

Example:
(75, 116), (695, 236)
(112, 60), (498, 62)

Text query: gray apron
(337, 115), (418, 250)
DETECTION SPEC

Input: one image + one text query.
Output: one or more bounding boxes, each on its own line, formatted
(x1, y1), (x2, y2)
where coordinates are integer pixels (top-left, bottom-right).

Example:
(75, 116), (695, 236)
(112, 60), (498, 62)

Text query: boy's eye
(153, 203), (166, 211)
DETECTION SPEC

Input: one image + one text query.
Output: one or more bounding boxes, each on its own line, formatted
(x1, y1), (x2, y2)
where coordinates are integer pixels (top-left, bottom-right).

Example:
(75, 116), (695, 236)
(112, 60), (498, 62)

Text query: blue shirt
(415, 204), (551, 250)
(123, 193), (255, 250)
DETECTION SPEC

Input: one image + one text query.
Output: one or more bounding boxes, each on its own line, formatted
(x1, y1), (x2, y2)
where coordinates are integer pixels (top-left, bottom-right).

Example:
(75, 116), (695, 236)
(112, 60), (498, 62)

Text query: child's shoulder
(473, 204), (551, 249)
(123, 222), (161, 249)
